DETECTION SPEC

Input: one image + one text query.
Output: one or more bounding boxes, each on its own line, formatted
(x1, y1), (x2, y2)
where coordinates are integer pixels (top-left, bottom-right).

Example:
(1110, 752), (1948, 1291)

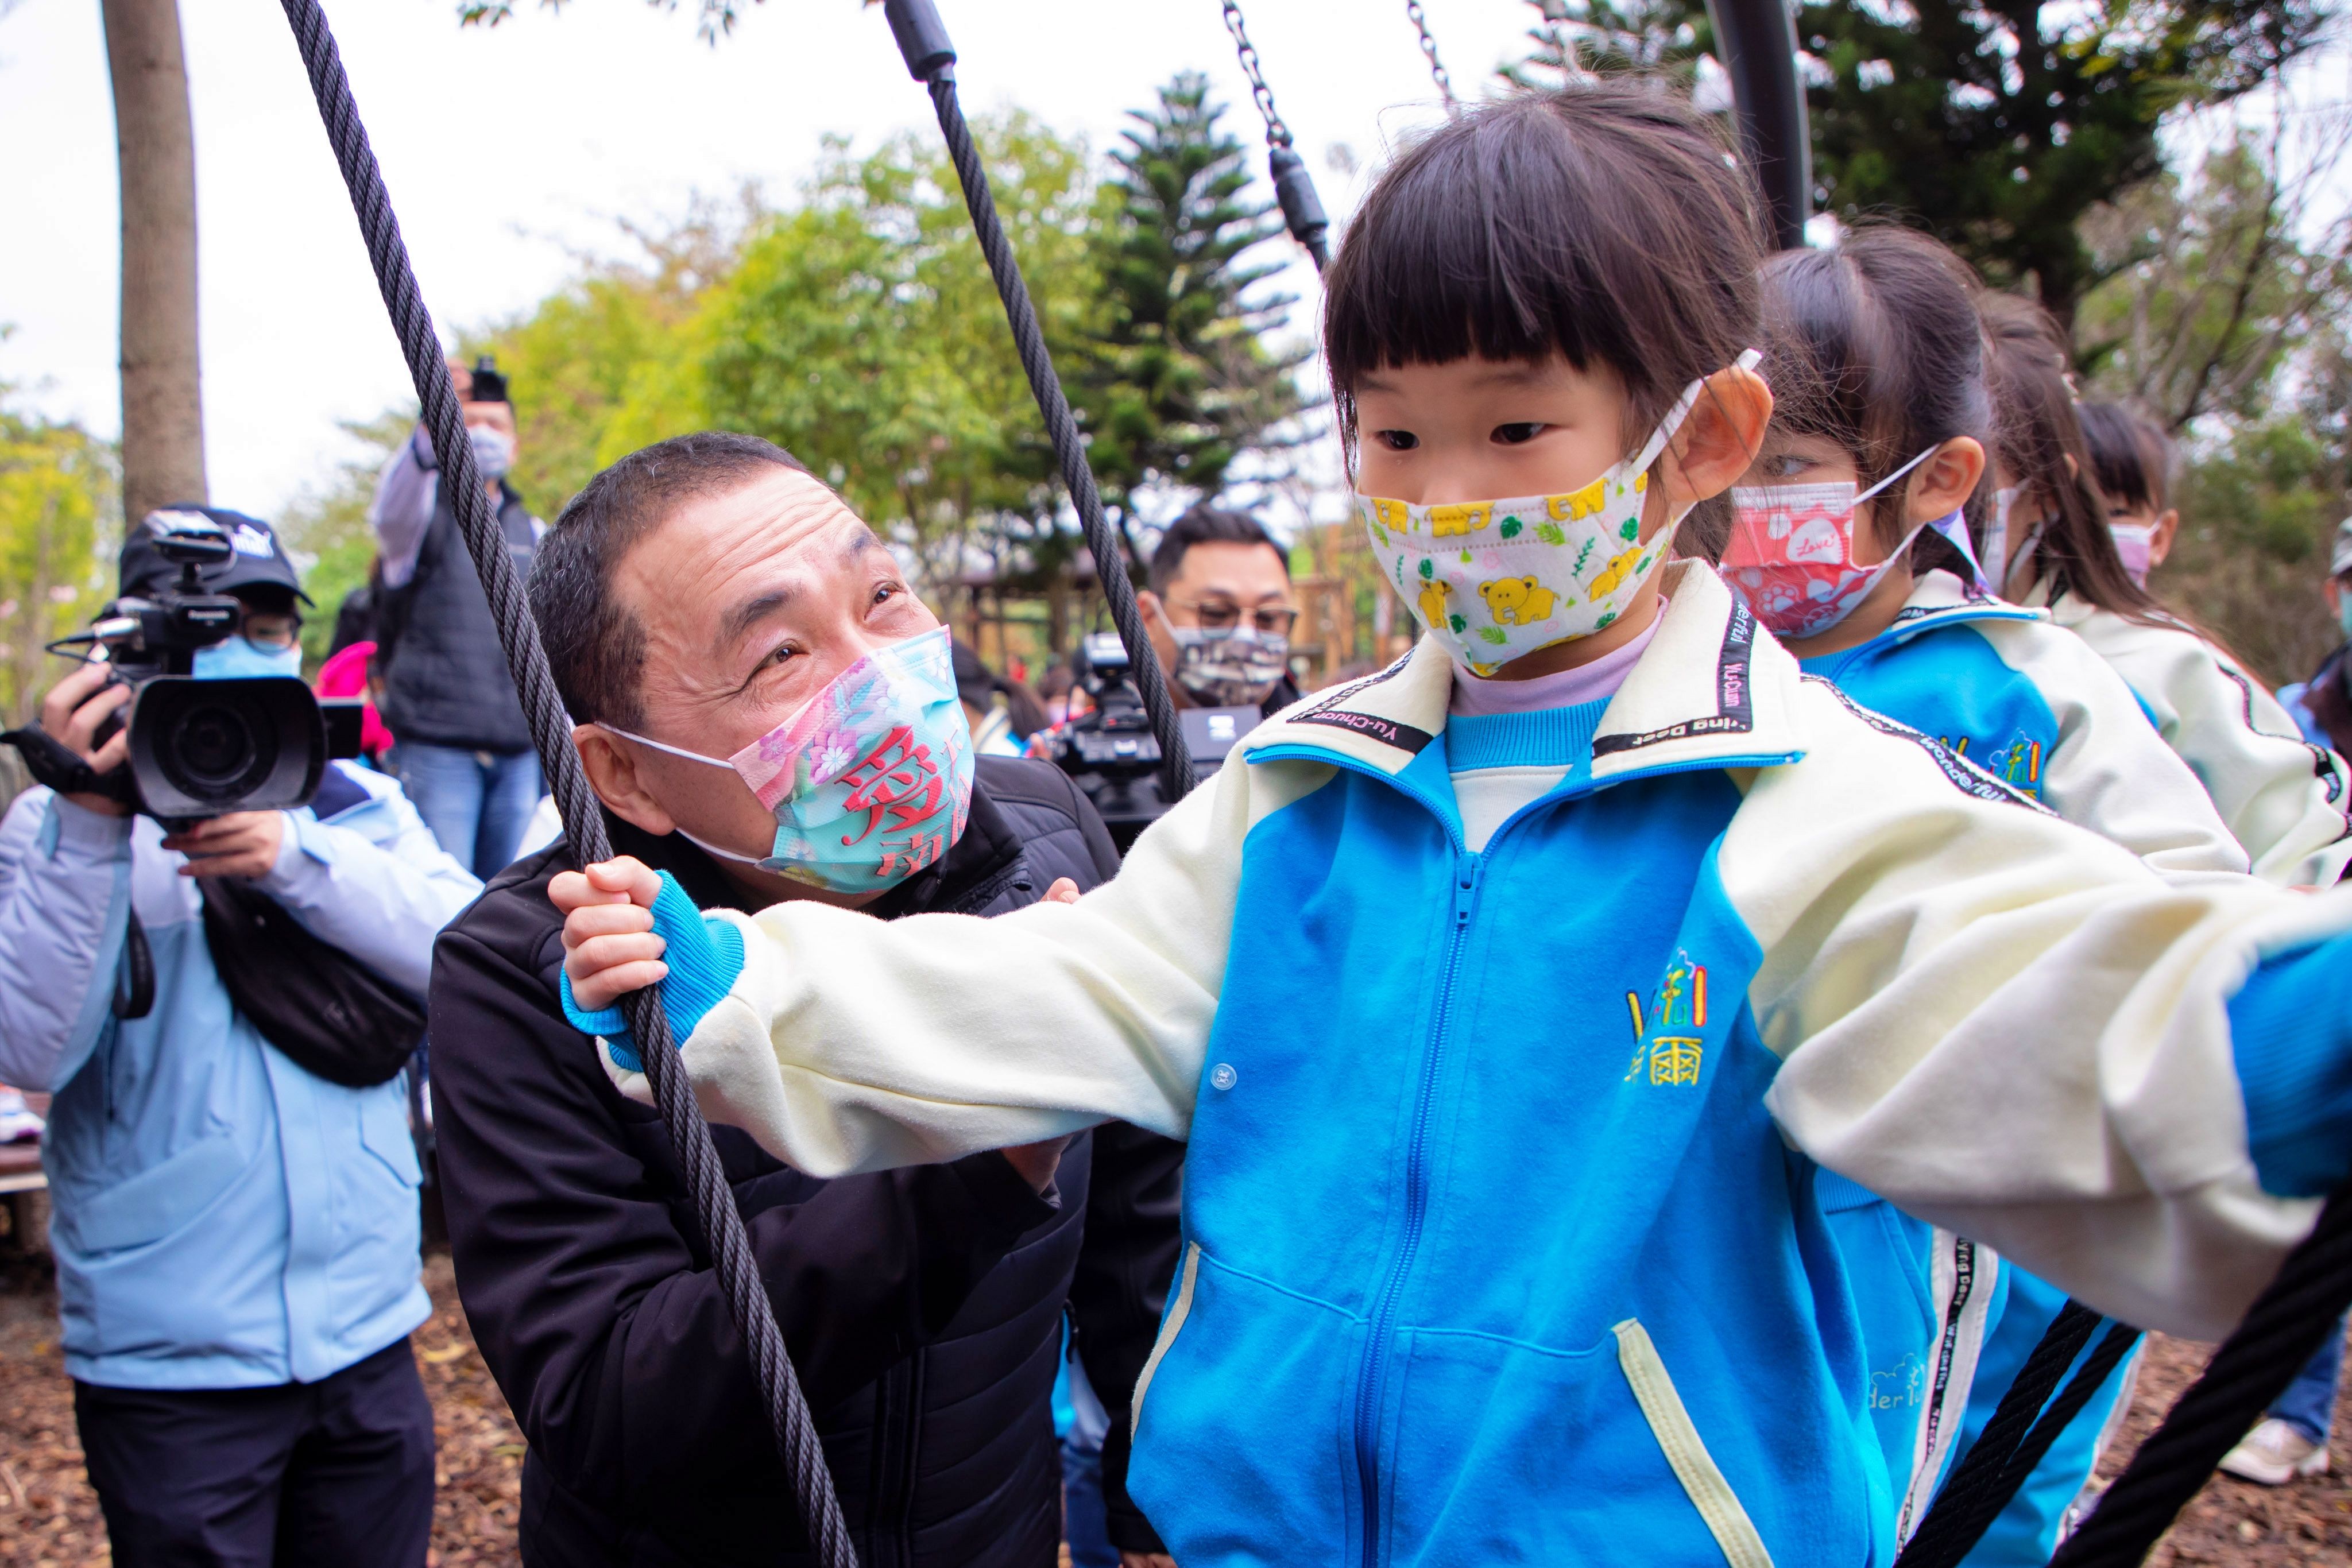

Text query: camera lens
(158, 696), (277, 805)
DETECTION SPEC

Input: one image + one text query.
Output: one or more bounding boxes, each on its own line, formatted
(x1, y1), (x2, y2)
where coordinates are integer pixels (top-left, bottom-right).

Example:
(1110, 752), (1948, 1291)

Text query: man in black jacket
(428, 432), (1181, 1567)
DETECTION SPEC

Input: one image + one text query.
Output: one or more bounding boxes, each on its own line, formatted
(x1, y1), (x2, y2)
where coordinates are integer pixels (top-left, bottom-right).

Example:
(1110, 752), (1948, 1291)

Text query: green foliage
(1073, 72), (1307, 557)
(0, 392), (117, 724)
(682, 117), (1100, 587)
(2078, 131), (2352, 429)
(459, 0), (750, 43)
(464, 206), (736, 516)
(1508, 0), (2330, 325)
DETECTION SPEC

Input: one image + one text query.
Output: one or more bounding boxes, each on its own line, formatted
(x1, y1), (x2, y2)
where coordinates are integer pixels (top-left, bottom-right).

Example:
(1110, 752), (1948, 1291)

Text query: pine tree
(1074, 72), (1309, 563)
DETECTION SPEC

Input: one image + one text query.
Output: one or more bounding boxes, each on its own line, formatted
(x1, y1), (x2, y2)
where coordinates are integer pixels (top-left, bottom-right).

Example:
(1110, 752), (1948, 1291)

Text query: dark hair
(2079, 401), (2175, 516)
(1148, 505), (1289, 594)
(1753, 227), (1992, 568)
(529, 431), (810, 728)
(1978, 295), (2171, 626)
(1322, 82), (1765, 463)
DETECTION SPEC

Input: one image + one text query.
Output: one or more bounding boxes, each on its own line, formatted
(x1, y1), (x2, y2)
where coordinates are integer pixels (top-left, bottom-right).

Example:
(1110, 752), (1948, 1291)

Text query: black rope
(885, 0), (1194, 803)
(2051, 1184), (2352, 1566)
(272, 4), (856, 1561)
(1896, 1299), (2103, 1568)
(1901, 1311), (2142, 1568)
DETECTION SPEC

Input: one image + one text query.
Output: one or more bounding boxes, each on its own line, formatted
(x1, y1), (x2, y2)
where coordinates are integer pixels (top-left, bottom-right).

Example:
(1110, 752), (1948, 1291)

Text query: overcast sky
(0, 0), (1542, 519)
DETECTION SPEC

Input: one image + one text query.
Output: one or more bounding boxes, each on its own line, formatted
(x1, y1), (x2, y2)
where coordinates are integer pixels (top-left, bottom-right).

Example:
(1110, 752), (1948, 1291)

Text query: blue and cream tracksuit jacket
(580, 564), (2352, 1567)
(1796, 570), (2252, 1558)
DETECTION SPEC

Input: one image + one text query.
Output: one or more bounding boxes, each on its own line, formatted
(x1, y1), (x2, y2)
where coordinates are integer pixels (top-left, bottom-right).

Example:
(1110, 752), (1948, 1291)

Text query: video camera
(1046, 631), (1257, 852)
(4, 512), (361, 822)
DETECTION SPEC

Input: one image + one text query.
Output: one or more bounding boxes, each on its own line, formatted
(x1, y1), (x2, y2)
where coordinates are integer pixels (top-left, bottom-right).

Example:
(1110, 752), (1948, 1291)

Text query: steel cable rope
(884, 0), (1194, 805)
(2050, 1183), (2352, 1565)
(272, 2), (858, 1561)
(1218, 0), (1333, 271)
(1893, 1302), (2125, 1567)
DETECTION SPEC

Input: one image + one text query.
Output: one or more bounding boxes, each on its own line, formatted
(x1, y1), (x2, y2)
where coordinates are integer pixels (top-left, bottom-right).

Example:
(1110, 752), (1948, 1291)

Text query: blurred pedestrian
(369, 355), (545, 878)
(1138, 505), (1302, 718)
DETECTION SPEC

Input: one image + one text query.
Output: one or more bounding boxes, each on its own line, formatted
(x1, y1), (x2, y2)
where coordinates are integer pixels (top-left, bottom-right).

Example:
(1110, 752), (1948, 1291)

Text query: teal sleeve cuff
(555, 870), (746, 1077)
(2229, 930), (2352, 1198)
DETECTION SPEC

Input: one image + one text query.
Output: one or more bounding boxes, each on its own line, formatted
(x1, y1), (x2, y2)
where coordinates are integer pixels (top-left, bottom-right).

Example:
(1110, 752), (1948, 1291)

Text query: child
(556, 87), (2352, 1567)
(1717, 227), (2252, 1551)
(1982, 294), (2352, 888)
(2078, 402), (2180, 589)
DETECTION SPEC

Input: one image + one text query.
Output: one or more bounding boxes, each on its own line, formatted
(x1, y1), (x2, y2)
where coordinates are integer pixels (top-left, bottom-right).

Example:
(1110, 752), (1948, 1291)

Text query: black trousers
(75, 1338), (435, 1568)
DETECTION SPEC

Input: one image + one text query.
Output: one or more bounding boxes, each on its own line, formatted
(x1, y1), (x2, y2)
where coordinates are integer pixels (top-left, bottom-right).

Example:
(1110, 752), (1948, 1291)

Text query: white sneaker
(0, 1086), (41, 1144)
(2218, 1418), (2331, 1485)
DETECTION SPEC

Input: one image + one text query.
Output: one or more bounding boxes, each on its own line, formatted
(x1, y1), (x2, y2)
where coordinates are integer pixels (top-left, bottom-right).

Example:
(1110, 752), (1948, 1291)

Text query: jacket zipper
(1352, 846), (1479, 1568)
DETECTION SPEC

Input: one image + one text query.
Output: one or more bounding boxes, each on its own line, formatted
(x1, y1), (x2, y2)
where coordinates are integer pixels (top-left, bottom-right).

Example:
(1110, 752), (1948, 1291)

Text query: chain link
(1405, 0), (1456, 105)
(1220, 0), (1294, 149)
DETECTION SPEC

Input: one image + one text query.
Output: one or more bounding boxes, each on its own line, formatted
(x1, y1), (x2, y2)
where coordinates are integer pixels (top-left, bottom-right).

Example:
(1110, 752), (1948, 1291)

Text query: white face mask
(1356, 355), (1757, 677)
(1984, 486), (2042, 591)
(2109, 521), (2156, 586)
(467, 423), (514, 480)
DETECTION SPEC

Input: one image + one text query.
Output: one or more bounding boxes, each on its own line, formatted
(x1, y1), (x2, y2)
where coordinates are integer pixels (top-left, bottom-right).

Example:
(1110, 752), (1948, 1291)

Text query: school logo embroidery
(1942, 730), (2044, 799)
(1622, 948), (1709, 1087)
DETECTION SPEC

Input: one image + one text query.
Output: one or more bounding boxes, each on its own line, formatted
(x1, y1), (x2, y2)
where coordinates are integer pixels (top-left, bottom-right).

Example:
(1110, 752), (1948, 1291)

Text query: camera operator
(370, 355), (546, 878)
(0, 508), (481, 1568)
(1135, 505), (1302, 719)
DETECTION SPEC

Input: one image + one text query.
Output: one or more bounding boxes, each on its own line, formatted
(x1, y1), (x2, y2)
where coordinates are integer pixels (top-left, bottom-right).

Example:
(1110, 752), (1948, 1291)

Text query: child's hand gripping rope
(551, 856), (1084, 1188)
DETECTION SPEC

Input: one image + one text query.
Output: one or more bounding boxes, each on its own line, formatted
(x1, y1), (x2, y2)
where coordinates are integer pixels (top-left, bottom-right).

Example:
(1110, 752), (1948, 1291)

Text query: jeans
(2272, 1310), (2351, 1445)
(396, 742), (541, 880)
(1061, 1353), (1118, 1568)
(76, 1338), (435, 1568)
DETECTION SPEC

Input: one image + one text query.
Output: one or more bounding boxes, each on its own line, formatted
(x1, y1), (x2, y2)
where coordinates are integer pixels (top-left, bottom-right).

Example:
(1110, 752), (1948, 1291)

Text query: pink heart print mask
(1722, 447), (1982, 640)
(603, 626), (974, 894)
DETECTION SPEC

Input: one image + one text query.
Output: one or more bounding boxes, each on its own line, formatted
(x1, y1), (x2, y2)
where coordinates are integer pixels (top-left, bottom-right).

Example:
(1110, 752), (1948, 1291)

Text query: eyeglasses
(238, 609), (303, 649)
(1169, 599), (1298, 637)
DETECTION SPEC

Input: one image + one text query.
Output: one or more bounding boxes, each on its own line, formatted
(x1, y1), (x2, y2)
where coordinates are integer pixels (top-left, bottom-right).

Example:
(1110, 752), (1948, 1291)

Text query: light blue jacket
(0, 765), (480, 1388)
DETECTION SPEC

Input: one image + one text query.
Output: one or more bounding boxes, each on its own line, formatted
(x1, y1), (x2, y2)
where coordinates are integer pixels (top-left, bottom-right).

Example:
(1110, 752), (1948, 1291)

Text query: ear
(1659, 366), (1774, 507)
(1904, 438), (1987, 525)
(574, 725), (676, 839)
(2150, 508), (2180, 568)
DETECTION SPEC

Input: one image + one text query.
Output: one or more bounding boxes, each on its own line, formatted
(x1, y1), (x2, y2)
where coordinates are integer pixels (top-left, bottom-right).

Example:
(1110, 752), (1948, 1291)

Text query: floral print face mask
(1356, 362), (1747, 677)
(603, 626), (974, 894)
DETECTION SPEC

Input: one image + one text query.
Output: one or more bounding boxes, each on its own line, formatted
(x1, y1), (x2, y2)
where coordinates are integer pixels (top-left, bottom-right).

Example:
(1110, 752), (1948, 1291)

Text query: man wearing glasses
(1136, 505), (1303, 719)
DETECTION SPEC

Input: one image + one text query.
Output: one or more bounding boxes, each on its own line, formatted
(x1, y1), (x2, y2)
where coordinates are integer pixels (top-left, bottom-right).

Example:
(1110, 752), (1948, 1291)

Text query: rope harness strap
(273, 3), (858, 1561)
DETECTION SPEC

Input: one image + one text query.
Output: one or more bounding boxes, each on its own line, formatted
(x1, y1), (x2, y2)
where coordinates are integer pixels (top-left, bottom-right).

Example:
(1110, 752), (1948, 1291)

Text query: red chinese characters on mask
(836, 725), (951, 850)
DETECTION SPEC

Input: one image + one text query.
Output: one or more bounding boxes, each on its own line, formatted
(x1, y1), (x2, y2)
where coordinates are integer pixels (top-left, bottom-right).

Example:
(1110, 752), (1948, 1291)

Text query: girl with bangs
(551, 85), (2352, 1567)
(1982, 296), (2352, 888)
(1715, 228), (2248, 1564)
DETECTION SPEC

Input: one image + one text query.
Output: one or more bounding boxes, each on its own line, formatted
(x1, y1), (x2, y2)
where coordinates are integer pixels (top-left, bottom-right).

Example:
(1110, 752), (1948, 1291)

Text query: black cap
(118, 506), (313, 606)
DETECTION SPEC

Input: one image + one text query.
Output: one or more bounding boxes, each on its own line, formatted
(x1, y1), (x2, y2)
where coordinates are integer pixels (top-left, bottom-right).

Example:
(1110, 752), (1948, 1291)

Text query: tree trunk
(101, 0), (207, 529)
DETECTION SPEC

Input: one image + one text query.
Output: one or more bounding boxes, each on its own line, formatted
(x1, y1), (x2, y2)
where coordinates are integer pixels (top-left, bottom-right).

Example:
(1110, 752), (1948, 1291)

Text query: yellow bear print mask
(1351, 360), (1736, 673)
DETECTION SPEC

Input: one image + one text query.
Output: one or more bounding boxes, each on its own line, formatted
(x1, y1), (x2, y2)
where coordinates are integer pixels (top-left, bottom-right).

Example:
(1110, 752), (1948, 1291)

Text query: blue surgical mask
(469, 424), (514, 480)
(192, 637), (303, 681)
(2336, 592), (2352, 644)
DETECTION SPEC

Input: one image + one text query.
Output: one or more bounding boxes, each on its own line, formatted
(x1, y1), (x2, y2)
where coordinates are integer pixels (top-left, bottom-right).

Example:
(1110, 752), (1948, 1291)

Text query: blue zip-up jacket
(585, 564), (2352, 1567)
(1796, 570), (2249, 1552)
(0, 765), (480, 1388)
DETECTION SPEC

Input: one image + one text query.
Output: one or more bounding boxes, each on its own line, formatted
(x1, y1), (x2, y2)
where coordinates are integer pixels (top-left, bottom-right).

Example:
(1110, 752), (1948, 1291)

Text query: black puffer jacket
(430, 757), (1183, 1567)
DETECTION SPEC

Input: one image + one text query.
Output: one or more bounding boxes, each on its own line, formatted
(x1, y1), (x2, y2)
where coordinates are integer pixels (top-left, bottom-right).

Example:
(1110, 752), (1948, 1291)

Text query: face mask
(1721, 447), (1965, 640)
(468, 424), (514, 480)
(1357, 357), (1756, 677)
(1171, 627), (1289, 708)
(2335, 593), (2352, 644)
(192, 637), (303, 681)
(604, 626), (974, 895)
(2110, 522), (2156, 587)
